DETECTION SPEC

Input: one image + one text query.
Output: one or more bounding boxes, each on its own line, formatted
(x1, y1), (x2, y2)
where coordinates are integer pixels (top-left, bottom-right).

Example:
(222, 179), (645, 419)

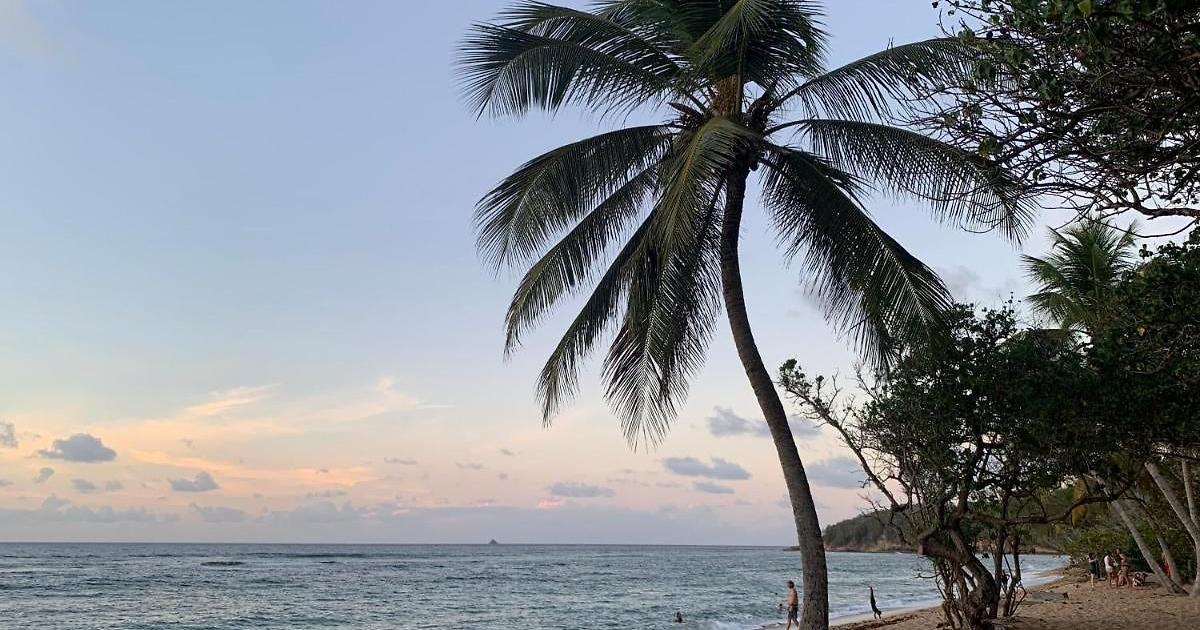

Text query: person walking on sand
(783, 580), (799, 630)
(869, 585), (882, 620)
(1087, 552), (1100, 588)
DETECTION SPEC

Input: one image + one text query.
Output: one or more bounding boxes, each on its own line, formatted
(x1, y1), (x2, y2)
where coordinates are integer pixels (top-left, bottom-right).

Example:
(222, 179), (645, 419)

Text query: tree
(1090, 233), (1200, 594)
(1022, 220), (1137, 333)
(919, 1), (1200, 221)
(1022, 221), (1200, 594)
(457, 3), (1032, 627)
(781, 305), (1130, 628)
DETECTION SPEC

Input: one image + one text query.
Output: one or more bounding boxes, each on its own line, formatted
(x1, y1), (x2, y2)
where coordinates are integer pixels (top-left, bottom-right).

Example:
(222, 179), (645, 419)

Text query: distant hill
(820, 493), (1083, 554)
(821, 512), (910, 552)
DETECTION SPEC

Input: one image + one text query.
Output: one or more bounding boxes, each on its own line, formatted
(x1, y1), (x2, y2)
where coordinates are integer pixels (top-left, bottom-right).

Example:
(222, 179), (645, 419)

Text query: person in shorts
(1087, 552), (1101, 587)
(784, 580), (799, 629)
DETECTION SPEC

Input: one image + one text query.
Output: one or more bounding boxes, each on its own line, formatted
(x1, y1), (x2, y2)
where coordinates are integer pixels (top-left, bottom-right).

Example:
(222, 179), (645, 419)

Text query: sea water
(0, 543), (1064, 629)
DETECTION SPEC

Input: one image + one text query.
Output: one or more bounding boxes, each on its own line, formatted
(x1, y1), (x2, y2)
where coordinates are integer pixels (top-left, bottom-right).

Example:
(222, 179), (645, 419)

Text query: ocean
(0, 543), (1064, 629)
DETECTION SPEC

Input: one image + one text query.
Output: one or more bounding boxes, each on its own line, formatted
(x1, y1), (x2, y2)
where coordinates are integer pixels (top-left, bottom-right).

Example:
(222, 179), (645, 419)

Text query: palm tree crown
(458, 0), (1034, 446)
(1022, 220), (1138, 334)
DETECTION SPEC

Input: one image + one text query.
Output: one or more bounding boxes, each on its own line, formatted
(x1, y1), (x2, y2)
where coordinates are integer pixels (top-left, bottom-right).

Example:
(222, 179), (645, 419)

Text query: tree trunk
(1185, 461), (1199, 529)
(1184, 460), (1200, 595)
(1110, 499), (1186, 593)
(1155, 531), (1180, 586)
(1146, 461), (1200, 596)
(720, 169), (828, 630)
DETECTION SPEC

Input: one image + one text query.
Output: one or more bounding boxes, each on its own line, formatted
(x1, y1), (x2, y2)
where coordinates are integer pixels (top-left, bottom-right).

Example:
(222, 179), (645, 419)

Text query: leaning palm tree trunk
(721, 169), (828, 628)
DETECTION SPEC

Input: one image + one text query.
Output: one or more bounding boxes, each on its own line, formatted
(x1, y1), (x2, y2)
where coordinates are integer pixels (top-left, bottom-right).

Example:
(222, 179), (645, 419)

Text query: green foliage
(459, 1), (1035, 445)
(1090, 233), (1200, 450)
(924, 1), (1200, 218)
(1022, 220), (1138, 333)
(861, 305), (1112, 505)
(822, 511), (907, 551)
(782, 304), (1119, 541)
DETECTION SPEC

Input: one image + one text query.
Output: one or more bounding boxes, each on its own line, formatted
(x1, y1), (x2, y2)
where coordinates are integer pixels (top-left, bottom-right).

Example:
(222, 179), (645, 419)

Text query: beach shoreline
(820, 574), (1200, 630)
(760, 565), (1067, 630)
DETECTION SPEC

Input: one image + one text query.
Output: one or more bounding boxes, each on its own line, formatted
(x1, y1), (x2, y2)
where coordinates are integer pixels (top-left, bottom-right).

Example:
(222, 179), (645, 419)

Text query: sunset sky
(0, 0), (1100, 544)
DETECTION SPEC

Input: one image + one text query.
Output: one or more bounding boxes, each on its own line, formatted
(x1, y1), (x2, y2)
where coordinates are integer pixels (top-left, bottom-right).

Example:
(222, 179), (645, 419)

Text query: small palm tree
(457, 3), (1032, 627)
(1022, 220), (1137, 333)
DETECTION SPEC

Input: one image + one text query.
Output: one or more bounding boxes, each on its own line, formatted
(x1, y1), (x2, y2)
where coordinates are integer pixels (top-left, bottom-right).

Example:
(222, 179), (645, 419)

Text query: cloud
(0, 496), (177, 524)
(33, 467), (54, 483)
(0, 479), (11, 487)
(39, 433), (117, 463)
(497, 473), (509, 481)
(0, 421), (16, 448)
(70, 478), (122, 494)
(705, 407), (819, 439)
(0, 1), (53, 59)
(185, 385), (275, 417)
(71, 479), (98, 494)
(938, 265), (983, 298)
(805, 457), (864, 489)
(190, 503), (248, 523)
(305, 489), (348, 499)
(662, 457), (751, 481)
(456, 463), (484, 470)
(500, 449), (515, 456)
(384, 458), (418, 465)
(693, 481), (735, 495)
(265, 501), (364, 524)
(547, 482), (615, 499)
(168, 471), (219, 493)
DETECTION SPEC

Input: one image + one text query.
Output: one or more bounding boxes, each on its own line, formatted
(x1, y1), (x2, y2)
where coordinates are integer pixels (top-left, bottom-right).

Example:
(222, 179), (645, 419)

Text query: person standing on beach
(1103, 551), (1116, 585)
(869, 586), (882, 620)
(1087, 553), (1100, 588)
(784, 580), (800, 630)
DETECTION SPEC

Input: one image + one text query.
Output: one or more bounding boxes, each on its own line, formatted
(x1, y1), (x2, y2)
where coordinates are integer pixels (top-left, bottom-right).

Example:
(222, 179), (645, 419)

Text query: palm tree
(1022, 220), (1137, 334)
(457, 2), (1032, 627)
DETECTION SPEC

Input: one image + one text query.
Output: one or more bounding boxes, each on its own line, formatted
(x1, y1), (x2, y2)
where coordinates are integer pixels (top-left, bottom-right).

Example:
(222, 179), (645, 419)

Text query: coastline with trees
(460, 1), (1200, 629)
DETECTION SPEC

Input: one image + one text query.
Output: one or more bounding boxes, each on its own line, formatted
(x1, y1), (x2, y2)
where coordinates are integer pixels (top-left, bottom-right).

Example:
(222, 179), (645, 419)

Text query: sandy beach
(827, 577), (1200, 629)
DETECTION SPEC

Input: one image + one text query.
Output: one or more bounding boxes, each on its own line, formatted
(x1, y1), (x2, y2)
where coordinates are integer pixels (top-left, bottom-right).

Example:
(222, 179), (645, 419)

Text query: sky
(0, 0), (1163, 544)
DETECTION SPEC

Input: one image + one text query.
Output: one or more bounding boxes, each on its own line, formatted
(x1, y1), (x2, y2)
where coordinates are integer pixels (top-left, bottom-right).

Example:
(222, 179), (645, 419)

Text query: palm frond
(794, 119), (1035, 241)
(499, 2), (682, 80)
(602, 183), (724, 447)
(476, 125), (672, 269)
(1021, 220), (1139, 331)
(458, 13), (677, 117)
(504, 167), (659, 353)
(686, 0), (827, 89)
(655, 116), (758, 244)
(535, 210), (659, 422)
(775, 38), (975, 120)
(761, 143), (954, 366)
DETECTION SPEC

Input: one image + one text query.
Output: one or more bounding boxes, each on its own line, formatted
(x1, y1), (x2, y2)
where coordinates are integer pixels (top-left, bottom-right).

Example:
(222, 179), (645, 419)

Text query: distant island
(816, 507), (1071, 555)
(819, 512), (908, 552)
(487, 539), (499, 545)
